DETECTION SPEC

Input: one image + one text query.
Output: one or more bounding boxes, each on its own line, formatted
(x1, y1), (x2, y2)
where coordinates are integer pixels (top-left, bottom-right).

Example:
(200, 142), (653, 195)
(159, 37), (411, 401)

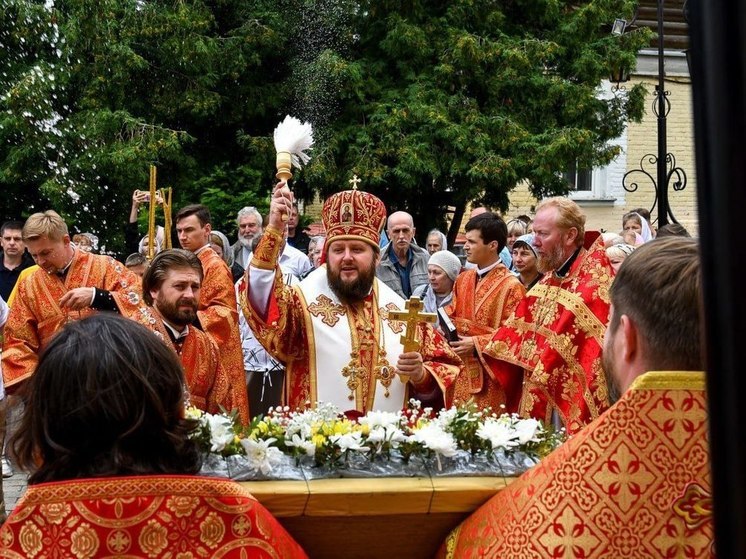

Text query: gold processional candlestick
(147, 165), (173, 260)
(148, 165), (157, 260)
(388, 296), (438, 384)
(162, 186), (173, 250)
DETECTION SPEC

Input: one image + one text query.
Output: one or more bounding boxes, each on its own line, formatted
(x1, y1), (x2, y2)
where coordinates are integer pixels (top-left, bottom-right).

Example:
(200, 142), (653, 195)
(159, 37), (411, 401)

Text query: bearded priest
(240, 179), (462, 414)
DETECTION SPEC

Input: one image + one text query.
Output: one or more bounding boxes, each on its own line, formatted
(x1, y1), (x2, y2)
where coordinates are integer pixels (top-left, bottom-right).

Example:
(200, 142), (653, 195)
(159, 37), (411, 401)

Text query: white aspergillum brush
(273, 116), (314, 222)
(273, 115), (314, 183)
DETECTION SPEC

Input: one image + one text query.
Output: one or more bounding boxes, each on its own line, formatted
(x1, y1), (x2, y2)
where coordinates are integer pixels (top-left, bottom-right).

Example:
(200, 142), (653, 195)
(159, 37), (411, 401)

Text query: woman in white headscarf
(210, 230), (244, 282)
(412, 250), (463, 313)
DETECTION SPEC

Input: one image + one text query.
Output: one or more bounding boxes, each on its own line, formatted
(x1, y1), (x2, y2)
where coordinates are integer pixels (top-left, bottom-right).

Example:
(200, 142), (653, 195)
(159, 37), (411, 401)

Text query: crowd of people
(0, 180), (707, 556)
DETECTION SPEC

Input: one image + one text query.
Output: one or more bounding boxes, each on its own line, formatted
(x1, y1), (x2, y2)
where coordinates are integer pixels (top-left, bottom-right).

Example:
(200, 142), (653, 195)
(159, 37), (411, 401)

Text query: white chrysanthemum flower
(360, 410), (401, 429)
(184, 406), (203, 420)
(412, 424), (458, 457)
(330, 432), (367, 453)
(477, 419), (518, 450)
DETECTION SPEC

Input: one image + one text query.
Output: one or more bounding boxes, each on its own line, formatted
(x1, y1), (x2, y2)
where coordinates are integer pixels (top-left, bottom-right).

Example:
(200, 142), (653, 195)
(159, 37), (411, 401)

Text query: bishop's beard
(327, 263), (376, 306)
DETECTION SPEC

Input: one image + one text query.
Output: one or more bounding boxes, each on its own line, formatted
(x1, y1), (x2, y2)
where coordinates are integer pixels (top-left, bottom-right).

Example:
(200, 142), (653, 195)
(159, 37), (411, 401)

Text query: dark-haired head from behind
(11, 314), (201, 484)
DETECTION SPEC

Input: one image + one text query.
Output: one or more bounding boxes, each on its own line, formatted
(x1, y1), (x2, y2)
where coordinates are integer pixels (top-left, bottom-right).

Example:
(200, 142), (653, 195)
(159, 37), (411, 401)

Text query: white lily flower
(286, 433), (316, 457)
(331, 432), (367, 453)
(205, 413), (235, 453)
(514, 418), (543, 444)
(240, 437), (283, 475)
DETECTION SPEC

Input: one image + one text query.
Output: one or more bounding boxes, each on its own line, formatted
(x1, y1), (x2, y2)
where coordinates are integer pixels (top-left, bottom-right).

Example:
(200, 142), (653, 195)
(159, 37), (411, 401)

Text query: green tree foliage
(302, 0), (650, 241)
(2, 0), (651, 250)
(0, 0), (288, 254)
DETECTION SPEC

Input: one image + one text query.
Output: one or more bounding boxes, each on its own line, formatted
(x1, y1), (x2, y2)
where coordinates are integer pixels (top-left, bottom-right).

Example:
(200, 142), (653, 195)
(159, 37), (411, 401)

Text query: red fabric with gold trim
(482, 233), (613, 433)
(0, 475), (308, 558)
(438, 372), (713, 559)
(322, 188), (387, 249)
(2, 251), (146, 391)
(447, 265), (525, 410)
(196, 249), (250, 424)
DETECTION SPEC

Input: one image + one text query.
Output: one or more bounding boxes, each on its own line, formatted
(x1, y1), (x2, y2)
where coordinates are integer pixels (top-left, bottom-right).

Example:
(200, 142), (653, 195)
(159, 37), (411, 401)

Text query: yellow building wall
(503, 75), (698, 237)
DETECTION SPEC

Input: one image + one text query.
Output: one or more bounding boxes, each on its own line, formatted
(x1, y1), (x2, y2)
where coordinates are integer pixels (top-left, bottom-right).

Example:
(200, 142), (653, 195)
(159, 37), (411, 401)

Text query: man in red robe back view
(440, 237), (712, 558)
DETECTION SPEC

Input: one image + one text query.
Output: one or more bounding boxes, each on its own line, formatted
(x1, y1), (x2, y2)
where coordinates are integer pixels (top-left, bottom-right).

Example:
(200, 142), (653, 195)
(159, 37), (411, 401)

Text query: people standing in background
(377, 211), (429, 298)
(511, 233), (543, 290)
(0, 221), (34, 302)
(210, 231), (244, 283)
(447, 212), (525, 410)
(413, 250), (462, 313)
(425, 229), (448, 255)
(285, 203), (311, 255)
(606, 243), (635, 274)
(231, 206), (263, 270)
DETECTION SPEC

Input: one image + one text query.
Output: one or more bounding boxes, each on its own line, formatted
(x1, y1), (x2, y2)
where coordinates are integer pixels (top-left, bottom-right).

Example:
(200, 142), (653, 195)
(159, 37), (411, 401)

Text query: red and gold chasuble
(438, 371), (713, 559)
(132, 308), (232, 416)
(196, 249), (249, 424)
(241, 265), (462, 413)
(2, 251), (145, 390)
(0, 475), (308, 558)
(483, 234), (613, 433)
(446, 264), (525, 410)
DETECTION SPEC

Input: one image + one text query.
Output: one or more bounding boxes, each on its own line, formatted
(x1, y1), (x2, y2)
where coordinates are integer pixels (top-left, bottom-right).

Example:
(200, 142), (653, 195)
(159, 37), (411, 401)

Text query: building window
(564, 161), (593, 192)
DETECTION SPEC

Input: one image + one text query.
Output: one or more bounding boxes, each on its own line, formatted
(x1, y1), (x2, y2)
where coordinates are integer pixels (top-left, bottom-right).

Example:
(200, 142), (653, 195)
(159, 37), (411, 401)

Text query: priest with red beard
(240, 180), (462, 414)
(137, 249), (232, 416)
(482, 197), (615, 434)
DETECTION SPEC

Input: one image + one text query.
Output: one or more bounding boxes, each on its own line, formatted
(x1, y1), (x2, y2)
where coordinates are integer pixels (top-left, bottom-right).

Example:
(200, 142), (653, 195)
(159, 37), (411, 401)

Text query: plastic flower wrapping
(188, 401), (565, 481)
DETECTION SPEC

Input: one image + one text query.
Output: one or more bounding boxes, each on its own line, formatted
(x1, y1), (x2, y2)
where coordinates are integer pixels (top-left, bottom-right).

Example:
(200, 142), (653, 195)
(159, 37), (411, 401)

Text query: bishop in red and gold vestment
(242, 183), (462, 413)
(446, 213), (525, 410)
(438, 371), (713, 559)
(0, 475), (308, 558)
(2, 249), (145, 390)
(483, 231), (613, 433)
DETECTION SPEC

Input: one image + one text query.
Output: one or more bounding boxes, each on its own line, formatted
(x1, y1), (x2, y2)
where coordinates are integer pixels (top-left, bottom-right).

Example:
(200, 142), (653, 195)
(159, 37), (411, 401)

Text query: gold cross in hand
(388, 296), (437, 353)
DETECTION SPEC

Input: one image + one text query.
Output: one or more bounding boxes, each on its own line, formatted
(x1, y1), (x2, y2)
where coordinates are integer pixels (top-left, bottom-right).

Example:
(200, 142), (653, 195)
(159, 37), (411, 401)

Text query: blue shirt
(388, 246), (414, 298)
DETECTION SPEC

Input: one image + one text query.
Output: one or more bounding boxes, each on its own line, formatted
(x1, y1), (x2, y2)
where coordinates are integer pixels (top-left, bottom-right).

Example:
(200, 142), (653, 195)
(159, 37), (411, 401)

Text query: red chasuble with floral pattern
(132, 308), (231, 416)
(447, 264), (525, 410)
(0, 475), (308, 558)
(438, 372), (713, 559)
(483, 234), (613, 433)
(196, 249), (250, 424)
(2, 250), (146, 390)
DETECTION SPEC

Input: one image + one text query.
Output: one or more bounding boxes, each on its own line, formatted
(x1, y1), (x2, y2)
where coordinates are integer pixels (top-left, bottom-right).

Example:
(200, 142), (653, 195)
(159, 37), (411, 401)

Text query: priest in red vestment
(1, 314), (307, 559)
(138, 249), (232, 415)
(2, 210), (146, 391)
(446, 212), (525, 410)
(241, 180), (462, 414)
(439, 237), (712, 559)
(482, 198), (614, 433)
(175, 204), (249, 424)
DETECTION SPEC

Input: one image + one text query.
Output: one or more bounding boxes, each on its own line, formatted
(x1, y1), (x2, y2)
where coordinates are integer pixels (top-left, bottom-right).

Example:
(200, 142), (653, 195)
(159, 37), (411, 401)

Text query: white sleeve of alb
(248, 266), (275, 317)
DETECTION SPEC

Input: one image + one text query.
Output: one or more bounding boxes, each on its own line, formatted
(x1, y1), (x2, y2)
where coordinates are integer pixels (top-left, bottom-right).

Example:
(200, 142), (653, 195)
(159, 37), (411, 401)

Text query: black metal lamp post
(620, 0), (688, 227)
